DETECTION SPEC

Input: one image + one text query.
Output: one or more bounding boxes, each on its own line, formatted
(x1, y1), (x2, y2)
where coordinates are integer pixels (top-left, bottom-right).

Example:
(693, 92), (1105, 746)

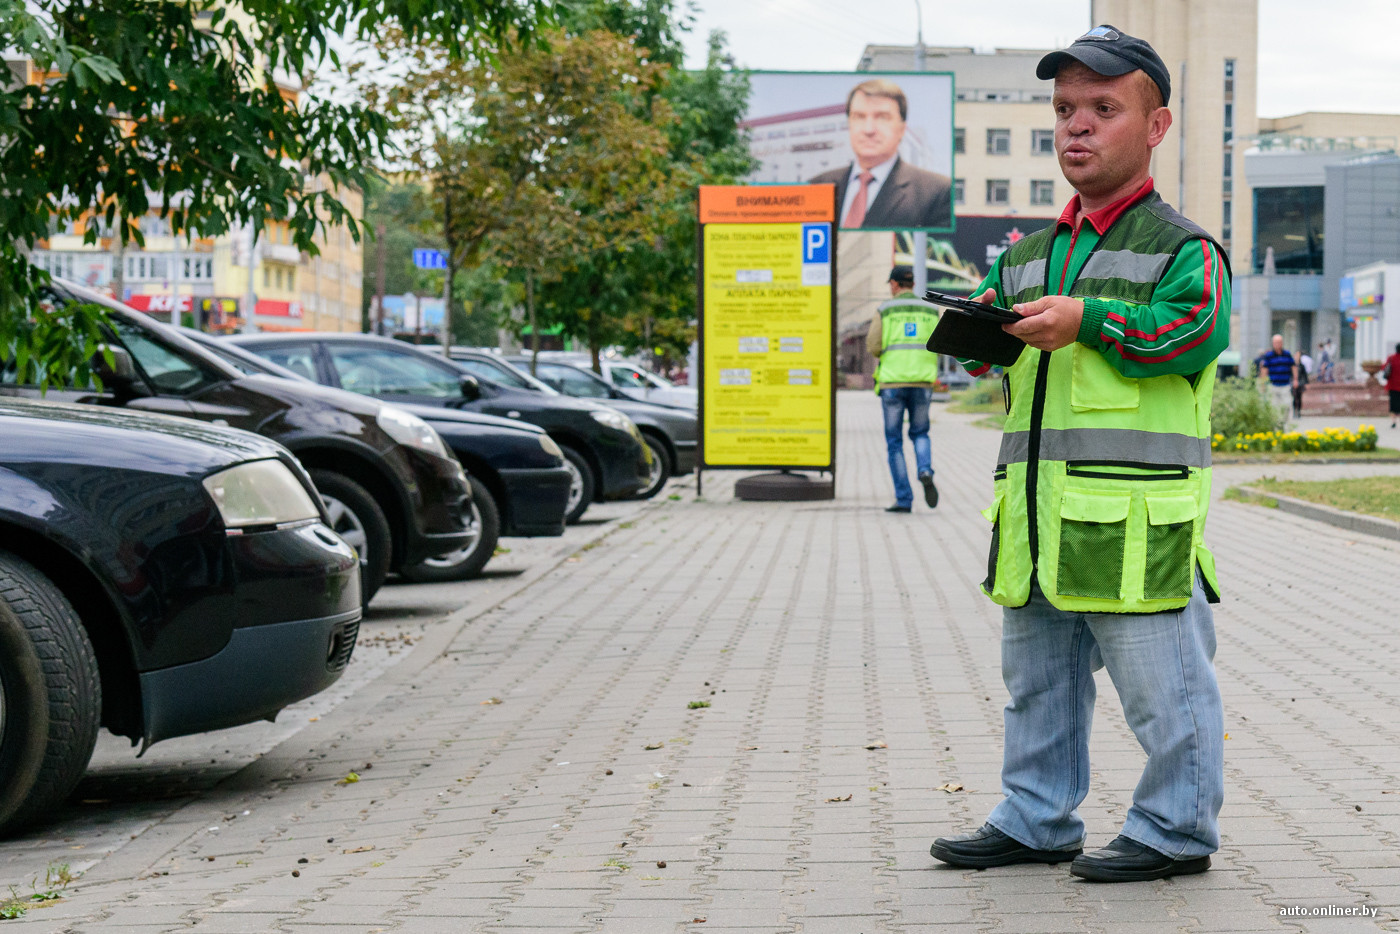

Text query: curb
(1235, 484), (1400, 543)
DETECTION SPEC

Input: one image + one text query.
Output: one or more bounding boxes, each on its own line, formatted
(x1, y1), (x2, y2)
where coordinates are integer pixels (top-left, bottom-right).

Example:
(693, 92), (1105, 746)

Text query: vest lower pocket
(1144, 493), (1198, 600)
(1056, 490), (1130, 599)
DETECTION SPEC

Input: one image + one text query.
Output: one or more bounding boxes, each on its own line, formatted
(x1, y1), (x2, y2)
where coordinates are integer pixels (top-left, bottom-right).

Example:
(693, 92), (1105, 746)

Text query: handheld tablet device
(923, 289), (1023, 323)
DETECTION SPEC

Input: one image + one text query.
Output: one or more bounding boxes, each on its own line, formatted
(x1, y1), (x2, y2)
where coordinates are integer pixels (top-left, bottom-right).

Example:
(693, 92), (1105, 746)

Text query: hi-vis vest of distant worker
(876, 297), (939, 390)
(984, 193), (1231, 614)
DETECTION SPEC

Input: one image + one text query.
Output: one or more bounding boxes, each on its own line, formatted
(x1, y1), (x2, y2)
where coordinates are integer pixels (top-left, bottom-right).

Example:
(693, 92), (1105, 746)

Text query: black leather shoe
(1070, 835), (1210, 882)
(886, 504), (912, 513)
(930, 824), (1082, 869)
(918, 471), (939, 508)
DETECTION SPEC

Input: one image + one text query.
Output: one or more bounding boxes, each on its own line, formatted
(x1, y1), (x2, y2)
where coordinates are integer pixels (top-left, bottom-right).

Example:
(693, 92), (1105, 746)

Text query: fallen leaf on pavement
(644, 742), (664, 750)
(824, 794), (853, 803)
(337, 772), (360, 785)
(935, 782), (964, 793)
(481, 697), (502, 705)
(865, 742), (888, 750)
(1224, 733), (1231, 740)
(343, 845), (375, 854)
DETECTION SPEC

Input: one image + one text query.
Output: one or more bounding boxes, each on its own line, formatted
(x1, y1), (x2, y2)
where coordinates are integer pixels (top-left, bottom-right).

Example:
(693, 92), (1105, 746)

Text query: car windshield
(536, 363), (612, 399)
(454, 356), (558, 394)
(325, 344), (462, 397)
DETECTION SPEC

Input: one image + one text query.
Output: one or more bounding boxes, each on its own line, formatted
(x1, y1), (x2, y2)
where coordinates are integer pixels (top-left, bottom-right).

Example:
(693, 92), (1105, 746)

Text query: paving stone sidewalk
(4, 390), (1399, 933)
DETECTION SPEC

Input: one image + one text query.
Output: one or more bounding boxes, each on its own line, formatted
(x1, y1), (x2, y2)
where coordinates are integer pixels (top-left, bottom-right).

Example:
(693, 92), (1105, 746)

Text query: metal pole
(441, 263), (452, 357)
(241, 223), (258, 333)
(912, 1), (929, 299)
(374, 222), (386, 335)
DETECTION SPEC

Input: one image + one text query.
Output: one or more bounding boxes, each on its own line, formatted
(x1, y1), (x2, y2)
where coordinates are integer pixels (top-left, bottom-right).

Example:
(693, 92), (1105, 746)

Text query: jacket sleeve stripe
(1103, 240), (1214, 341)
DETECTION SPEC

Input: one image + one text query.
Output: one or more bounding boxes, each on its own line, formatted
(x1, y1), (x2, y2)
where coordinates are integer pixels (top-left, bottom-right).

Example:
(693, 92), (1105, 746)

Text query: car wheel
(559, 445), (596, 525)
(309, 470), (391, 606)
(0, 551), (101, 838)
(633, 433), (672, 500)
(400, 476), (501, 583)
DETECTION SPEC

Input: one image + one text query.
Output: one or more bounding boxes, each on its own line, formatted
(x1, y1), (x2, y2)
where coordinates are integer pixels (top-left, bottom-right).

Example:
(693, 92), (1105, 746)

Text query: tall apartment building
(1090, 0), (1259, 260)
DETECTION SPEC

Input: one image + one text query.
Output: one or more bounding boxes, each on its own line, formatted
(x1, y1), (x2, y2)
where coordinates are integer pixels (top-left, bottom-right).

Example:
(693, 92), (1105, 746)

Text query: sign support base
(734, 471), (835, 502)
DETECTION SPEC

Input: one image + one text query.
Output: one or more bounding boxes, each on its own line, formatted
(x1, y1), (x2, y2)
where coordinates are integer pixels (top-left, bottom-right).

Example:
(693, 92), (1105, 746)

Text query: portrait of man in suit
(809, 78), (953, 231)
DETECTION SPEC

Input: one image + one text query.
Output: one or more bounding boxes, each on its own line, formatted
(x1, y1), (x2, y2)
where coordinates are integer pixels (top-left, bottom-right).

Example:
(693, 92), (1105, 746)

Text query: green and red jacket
(962, 179), (1232, 613)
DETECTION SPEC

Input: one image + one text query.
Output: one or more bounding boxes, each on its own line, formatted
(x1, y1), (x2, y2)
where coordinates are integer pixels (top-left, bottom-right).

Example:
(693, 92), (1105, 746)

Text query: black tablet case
(926, 311), (1025, 367)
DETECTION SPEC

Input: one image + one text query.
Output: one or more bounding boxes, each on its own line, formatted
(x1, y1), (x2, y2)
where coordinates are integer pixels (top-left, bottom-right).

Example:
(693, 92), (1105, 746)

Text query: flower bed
(1212, 425), (1378, 453)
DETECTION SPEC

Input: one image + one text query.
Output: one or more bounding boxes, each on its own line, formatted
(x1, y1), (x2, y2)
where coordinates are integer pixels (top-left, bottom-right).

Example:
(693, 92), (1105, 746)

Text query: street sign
(697, 183), (837, 480)
(413, 249), (448, 270)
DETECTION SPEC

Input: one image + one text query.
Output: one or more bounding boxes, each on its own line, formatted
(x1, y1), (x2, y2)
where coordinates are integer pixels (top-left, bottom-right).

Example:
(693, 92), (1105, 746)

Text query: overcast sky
(680, 0), (1400, 119)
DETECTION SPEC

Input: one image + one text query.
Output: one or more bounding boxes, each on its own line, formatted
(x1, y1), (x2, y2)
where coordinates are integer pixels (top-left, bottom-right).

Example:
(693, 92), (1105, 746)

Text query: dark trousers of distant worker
(880, 386), (932, 509)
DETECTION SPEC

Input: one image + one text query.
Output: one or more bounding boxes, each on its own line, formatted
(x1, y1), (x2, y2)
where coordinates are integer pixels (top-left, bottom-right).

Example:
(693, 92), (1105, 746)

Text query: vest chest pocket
(1144, 493), (1198, 600)
(1056, 490), (1130, 599)
(1070, 343), (1140, 412)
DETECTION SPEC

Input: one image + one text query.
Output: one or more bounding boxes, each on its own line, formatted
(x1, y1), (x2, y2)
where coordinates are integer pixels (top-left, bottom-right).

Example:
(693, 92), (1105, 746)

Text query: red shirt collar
(1056, 177), (1156, 235)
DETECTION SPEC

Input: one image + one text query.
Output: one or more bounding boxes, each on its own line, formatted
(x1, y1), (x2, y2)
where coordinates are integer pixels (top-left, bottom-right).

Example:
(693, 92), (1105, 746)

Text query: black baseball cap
(889, 265), (914, 285)
(1036, 25), (1171, 107)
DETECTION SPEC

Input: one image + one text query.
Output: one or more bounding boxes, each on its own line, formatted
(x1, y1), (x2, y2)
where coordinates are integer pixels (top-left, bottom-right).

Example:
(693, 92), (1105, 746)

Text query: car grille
(326, 617), (360, 672)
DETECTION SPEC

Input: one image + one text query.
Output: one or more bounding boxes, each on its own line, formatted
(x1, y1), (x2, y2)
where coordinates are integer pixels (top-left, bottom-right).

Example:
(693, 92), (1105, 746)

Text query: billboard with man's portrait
(741, 71), (955, 233)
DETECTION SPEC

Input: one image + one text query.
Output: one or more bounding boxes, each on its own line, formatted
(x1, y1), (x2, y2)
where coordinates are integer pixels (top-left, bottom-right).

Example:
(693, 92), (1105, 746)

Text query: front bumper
(399, 451), (472, 567)
(499, 466), (572, 537)
(593, 430), (650, 501)
(674, 440), (698, 475)
(138, 521), (362, 745)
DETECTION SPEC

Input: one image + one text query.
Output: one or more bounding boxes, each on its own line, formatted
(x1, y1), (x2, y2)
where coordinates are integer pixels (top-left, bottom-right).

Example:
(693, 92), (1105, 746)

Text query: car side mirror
(92, 345), (138, 390)
(458, 374), (480, 402)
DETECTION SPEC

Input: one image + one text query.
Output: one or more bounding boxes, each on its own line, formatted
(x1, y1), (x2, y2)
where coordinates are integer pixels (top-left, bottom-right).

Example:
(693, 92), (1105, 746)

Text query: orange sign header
(699, 184), (836, 224)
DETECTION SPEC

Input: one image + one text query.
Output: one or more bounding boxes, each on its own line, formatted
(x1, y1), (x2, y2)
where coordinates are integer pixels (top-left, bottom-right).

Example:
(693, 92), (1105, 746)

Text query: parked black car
(1, 280), (472, 603)
(226, 333), (650, 524)
(184, 332), (572, 581)
(0, 398), (360, 836)
(457, 352), (697, 499)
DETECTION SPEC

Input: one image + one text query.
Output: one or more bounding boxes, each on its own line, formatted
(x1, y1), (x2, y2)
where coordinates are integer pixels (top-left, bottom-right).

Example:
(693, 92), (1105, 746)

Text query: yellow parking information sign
(697, 184), (836, 472)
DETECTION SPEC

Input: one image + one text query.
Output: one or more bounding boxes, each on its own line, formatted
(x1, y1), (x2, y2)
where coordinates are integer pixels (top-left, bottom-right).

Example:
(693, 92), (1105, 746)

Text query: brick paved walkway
(5, 390), (1399, 933)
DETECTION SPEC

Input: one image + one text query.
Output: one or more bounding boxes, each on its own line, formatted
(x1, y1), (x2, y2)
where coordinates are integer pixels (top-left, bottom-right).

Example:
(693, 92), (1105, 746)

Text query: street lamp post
(912, 0), (929, 300)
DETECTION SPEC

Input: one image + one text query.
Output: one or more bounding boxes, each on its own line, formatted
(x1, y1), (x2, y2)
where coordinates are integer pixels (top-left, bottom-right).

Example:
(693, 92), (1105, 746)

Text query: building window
(263, 267), (270, 288)
(953, 128), (965, 154)
(1224, 59), (1235, 78)
(952, 178), (965, 205)
(1031, 129), (1055, 155)
(986, 129), (1011, 155)
(986, 179), (1010, 205)
(1224, 153), (1233, 176)
(1223, 102), (1234, 130)
(1253, 185), (1324, 273)
(1030, 180), (1055, 205)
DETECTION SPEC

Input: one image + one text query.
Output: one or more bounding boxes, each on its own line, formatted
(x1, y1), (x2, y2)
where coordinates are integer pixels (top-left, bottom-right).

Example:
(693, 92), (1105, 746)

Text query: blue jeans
(879, 387), (932, 507)
(987, 579), (1224, 858)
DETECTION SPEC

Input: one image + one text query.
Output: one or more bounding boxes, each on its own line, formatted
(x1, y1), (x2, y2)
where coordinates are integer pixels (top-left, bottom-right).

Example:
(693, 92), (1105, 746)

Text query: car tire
(0, 551), (101, 838)
(309, 469), (391, 605)
(559, 445), (596, 525)
(633, 433), (672, 500)
(400, 476), (501, 583)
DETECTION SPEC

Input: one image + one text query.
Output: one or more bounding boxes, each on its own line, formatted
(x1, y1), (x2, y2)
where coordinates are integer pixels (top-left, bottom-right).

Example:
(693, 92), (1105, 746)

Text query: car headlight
(538, 434), (563, 459)
(376, 406), (450, 459)
(203, 460), (321, 530)
(589, 408), (638, 437)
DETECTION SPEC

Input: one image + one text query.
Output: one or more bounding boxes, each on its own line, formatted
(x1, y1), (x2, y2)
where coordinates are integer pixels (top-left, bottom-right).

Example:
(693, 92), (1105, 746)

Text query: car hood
(396, 402), (547, 435)
(0, 396), (284, 474)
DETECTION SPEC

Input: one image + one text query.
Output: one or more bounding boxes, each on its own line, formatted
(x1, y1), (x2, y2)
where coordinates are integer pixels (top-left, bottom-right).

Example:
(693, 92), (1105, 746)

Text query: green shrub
(1211, 376), (1284, 438)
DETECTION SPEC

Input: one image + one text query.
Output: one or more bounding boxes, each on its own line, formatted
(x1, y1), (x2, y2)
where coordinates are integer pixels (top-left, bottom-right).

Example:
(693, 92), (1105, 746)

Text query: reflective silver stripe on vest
(1002, 258), (1046, 296)
(879, 299), (938, 314)
(883, 342), (928, 352)
(997, 427), (1212, 468)
(1078, 249), (1175, 284)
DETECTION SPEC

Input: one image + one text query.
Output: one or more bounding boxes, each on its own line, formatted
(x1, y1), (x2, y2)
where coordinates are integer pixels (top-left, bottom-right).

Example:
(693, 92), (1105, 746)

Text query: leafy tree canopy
(0, 0), (548, 386)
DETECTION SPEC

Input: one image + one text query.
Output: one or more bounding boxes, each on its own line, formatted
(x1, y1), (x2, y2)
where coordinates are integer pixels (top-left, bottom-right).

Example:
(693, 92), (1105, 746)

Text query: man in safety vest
(928, 26), (1230, 882)
(866, 265), (939, 512)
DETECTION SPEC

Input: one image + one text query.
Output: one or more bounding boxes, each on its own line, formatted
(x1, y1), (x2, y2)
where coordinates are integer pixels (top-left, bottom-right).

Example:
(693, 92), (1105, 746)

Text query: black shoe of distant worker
(1069, 835), (1210, 882)
(930, 824), (1082, 869)
(918, 471), (938, 508)
(885, 504), (912, 513)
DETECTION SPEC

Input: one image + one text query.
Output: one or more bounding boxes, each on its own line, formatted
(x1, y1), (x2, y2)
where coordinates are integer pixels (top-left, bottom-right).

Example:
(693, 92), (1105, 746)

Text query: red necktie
(843, 171), (874, 227)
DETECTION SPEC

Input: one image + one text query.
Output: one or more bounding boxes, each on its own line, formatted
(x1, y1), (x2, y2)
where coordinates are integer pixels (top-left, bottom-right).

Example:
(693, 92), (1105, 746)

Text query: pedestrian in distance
(1318, 338), (1335, 383)
(1257, 334), (1297, 420)
(1384, 343), (1400, 429)
(928, 24), (1231, 883)
(866, 265), (939, 512)
(1293, 348), (1311, 418)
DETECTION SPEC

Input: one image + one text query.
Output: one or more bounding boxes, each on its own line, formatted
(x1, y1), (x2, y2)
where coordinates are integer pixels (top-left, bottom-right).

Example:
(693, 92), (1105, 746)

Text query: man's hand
(1003, 295), (1085, 352)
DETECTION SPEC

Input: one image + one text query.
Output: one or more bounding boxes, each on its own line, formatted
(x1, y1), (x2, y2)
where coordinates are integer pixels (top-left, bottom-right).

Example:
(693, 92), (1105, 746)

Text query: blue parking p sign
(801, 224), (830, 264)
